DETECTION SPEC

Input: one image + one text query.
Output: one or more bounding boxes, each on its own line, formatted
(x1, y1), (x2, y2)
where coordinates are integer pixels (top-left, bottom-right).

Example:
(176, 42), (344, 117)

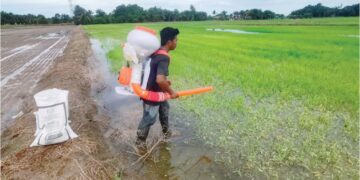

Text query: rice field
(84, 17), (359, 179)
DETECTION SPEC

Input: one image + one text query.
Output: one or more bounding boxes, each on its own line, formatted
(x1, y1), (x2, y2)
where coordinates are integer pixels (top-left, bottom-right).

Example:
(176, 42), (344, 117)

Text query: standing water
(89, 39), (236, 179)
(206, 28), (260, 34)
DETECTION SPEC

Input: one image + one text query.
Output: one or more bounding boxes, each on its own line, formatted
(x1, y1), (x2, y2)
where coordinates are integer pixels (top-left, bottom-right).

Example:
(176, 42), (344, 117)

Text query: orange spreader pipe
(177, 86), (214, 97)
(118, 68), (213, 102)
(131, 83), (213, 102)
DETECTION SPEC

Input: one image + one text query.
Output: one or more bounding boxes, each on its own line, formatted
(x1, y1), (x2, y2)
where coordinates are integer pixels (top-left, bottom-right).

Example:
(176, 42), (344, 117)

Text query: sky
(1, 0), (358, 17)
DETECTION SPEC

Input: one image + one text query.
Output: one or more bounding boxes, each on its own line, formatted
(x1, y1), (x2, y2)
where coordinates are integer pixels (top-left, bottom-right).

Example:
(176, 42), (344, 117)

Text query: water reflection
(206, 28), (260, 34)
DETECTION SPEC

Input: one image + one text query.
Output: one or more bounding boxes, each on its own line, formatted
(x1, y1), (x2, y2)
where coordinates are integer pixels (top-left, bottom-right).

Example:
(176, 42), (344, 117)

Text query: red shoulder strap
(154, 49), (170, 60)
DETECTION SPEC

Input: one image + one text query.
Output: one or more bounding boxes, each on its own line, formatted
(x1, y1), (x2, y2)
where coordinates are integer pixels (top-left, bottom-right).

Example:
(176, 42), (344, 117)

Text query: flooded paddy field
(84, 17), (359, 179)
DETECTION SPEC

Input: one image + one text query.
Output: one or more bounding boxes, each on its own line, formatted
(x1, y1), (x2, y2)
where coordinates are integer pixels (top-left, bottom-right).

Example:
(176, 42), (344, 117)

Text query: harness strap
(153, 49), (170, 60)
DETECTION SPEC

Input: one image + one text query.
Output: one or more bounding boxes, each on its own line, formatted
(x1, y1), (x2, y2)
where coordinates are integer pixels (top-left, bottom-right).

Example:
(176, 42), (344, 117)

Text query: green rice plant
(84, 17), (359, 179)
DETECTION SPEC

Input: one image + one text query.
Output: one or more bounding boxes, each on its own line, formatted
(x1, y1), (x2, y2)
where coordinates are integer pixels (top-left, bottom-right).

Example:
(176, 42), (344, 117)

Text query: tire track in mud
(1, 45), (65, 103)
(1, 35), (66, 86)
(20, 38), (68, 82)
(0, 41), (54, 77)
(2, 38), (69, 101)
(1, 43), (45, 78)
(1, 43), (40, 62)
(2, 40), (63, 88)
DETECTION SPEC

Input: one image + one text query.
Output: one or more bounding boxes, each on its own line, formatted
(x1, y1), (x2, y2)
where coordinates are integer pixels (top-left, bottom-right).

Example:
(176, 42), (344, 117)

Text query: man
(136, 27), (180, 148)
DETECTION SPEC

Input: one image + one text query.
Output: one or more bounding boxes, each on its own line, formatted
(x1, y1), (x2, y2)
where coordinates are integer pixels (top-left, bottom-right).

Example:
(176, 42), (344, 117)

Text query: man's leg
(159, 101), (171, 138)
(136, 102), (159, 144)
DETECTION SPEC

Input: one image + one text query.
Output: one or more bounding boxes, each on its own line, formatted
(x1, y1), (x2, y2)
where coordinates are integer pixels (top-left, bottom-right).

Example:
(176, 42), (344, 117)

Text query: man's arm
(156, 75), (178, 99)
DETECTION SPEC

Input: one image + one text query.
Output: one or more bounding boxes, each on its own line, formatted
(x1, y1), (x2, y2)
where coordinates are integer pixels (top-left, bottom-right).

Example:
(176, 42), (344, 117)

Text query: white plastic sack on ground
(31, 88), (78, 147)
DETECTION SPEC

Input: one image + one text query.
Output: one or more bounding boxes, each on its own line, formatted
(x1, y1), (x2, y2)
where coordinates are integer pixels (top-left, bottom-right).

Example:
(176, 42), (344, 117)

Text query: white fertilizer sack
(31, 88), (78, 147)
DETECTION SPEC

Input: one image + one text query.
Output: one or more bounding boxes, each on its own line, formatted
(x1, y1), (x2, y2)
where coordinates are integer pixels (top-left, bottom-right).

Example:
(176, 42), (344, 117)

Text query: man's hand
(170, 92), (179, 99)
(156, 75), (178, 99)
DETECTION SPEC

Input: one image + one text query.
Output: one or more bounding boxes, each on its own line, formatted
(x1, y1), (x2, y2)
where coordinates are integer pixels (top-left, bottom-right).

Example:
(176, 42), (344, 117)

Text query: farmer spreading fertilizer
(135, 27), (179, 147)
(117, 26), (213, 150)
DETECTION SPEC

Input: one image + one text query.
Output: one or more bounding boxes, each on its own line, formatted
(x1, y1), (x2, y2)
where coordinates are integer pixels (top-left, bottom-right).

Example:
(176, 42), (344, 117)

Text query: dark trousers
(136, 101), (170, 142)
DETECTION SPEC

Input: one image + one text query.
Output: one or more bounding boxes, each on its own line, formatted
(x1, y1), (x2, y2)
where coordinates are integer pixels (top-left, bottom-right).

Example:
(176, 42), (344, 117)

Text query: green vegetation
(0, 11), (72, 25)
(289, 3), (359, 18)
(84, 17), (359, 179)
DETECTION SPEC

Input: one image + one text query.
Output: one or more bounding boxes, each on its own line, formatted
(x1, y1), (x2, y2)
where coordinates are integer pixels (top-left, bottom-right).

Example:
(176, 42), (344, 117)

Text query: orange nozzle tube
(132, 83), (148, 98)
(119, 69), (213, 102)
(177, 86), (214, 97)
(131, 83), (213, 102)
(131, 83), (170, 102)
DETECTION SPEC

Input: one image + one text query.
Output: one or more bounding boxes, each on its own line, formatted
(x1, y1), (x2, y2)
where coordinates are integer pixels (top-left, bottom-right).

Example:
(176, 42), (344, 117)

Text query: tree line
(1, 3), (359, 25)
(1, 12), (72, 25)
(73, 4), (209, 25)
(289, 3), (359, 18)
(72, 5), (284, 24)
(215, 9), (285, 20)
